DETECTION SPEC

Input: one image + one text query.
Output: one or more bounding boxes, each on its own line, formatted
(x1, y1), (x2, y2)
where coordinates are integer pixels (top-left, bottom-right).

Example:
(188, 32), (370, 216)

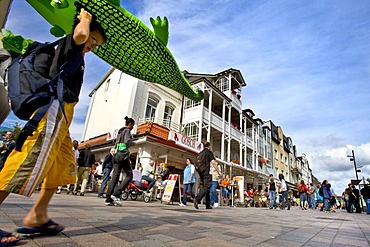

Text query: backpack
(5, 39), (82, 151)
(319, 186), (323, 197)
(195, 149), (209, 173)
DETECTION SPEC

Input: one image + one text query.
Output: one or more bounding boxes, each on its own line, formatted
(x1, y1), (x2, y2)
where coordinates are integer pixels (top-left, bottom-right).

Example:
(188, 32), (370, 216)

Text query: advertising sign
(161, 174), (179, 203)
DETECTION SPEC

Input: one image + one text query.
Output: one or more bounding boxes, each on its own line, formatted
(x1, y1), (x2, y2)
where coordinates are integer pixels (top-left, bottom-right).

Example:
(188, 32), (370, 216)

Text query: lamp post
(347, 150), (359, 182)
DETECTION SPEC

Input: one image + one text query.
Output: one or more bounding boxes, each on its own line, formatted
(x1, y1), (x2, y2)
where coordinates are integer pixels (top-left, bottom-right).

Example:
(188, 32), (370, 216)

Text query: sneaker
(66, 190), (71, 195)
(111, 195), (122, 206)
(56, 190), (61, 194)
(194, 200), (199, 209)
(80, 192), (84, 196)
(179, 203), (186, 207)
(72, 191), (78, 195)
(214, 203), (219, 208)
(105, 201), (114, 206)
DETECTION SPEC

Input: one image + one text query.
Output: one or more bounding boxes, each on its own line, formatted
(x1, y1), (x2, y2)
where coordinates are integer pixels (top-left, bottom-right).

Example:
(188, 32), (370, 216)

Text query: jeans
(310, 196), (317, 209)
(210, 181), (219, 206)
(142, 175), (156, 192)
(323, 198), (330, 211)
(300, 192), (308, 208)
(269, 190), (276, 208)
(182, 183), (195, 205)
(222, 187), (231, 200)
(366, 199), (370, 214)
(281, 190), (290, 209)
(106, 158), (133, 202)
(346, 199), (353, 213)
(98, 167), (112, 196)
(195, 170), (212, 208)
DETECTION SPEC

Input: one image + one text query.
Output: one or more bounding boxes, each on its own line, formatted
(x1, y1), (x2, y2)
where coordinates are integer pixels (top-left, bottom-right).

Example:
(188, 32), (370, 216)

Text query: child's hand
(77, 8), (92, 23)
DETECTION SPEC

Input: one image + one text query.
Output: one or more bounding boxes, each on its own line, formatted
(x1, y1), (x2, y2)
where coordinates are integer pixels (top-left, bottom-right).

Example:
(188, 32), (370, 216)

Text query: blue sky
(2, 0), (370, 193)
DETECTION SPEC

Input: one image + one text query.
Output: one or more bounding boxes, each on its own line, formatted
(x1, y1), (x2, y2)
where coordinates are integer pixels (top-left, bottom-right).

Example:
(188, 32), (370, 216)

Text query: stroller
(121, 170), (151, 203)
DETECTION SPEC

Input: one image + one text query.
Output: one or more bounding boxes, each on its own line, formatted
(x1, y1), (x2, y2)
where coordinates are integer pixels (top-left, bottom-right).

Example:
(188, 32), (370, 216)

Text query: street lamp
(347, 150), (359, 182)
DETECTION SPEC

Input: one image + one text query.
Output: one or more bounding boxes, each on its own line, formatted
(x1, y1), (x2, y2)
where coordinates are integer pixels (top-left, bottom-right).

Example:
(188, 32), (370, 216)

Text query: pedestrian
(210, 161), (222, 208)
(298, 180), (308, 210)
(321, 180), (332, 212)
(179, 158), (196, 207)
(0, 8), (106, 241)
(141, 160), (156, 195)
(315, 184), (323, 210)
(72, 144), (95, 196)
(98, 148), (115, 198)
(194, 142), (221, 210)
(308, 183), (316, 209)
(267, 174), (277, 209)
(360, 184), (370, 215)
(346, 183), (355, 213)
(0, 131), (16, 171)
(352, 185), (361, 213)
(278, 174), (290, 210)
(105, 117), (136, 206)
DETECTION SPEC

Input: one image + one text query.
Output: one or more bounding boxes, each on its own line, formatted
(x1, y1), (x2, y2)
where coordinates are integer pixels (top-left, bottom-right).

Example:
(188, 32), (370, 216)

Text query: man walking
(73, 144), (95, 196)
(194, 142), (222, 209)
(98, 148), (115, 198)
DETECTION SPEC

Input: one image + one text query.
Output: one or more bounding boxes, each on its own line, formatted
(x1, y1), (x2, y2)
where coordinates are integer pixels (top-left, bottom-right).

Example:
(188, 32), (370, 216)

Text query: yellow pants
(0, 101), (77, 197)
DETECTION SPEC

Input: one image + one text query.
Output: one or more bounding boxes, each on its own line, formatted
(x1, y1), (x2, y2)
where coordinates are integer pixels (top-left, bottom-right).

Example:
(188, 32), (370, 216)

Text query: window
(183, 122), (199, 140)
(163, 104), (174, 128)
(145, 97), (158, 121)
(184, 98), (201, 109)
(274, 149), (278, 160)
(215, 77), (230, 92)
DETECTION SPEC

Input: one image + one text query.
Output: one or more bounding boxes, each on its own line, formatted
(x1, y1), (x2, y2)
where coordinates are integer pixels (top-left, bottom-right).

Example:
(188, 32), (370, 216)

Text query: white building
(81, 68), (269, 190)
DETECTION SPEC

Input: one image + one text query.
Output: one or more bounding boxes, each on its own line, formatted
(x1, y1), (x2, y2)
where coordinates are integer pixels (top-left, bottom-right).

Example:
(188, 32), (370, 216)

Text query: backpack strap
(56, 53), (83, 122)
(15, 46), (83, 152)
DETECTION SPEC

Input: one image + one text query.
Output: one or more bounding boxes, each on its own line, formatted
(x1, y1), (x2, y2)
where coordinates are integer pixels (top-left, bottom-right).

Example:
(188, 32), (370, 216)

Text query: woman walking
(105, 117), (136, 206)
(179, 158), (196, 207)
(298, 180), (309, 210)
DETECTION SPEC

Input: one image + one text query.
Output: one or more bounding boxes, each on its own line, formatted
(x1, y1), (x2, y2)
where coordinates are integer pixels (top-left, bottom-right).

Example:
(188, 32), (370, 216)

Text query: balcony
(137, 117), (180, 132)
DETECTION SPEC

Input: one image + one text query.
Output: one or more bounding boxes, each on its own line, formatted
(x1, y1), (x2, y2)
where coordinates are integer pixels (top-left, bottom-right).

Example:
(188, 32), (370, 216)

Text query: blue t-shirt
(183, 164), (195, 184)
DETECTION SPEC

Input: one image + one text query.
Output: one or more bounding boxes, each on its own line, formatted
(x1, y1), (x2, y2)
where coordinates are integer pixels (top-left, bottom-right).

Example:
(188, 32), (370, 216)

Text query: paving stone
(1, 193), (370, 247)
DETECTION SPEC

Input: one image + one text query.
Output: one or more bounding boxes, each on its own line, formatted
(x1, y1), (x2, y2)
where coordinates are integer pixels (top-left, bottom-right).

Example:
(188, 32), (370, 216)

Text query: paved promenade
(1, 192), (369, 247)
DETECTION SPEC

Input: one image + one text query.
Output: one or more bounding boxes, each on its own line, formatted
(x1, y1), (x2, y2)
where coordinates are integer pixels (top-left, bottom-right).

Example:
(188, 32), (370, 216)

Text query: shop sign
(106, 129), (119, 141)
(106, 126), (137, 141)
(168, 131), (203, 153)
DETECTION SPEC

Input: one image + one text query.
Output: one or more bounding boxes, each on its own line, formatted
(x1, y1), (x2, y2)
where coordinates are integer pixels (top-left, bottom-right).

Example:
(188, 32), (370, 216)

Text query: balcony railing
(137, 117), (180, 132)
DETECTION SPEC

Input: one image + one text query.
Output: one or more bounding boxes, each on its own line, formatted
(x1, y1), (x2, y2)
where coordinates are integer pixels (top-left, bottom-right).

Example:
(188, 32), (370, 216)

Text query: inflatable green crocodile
(25, 0), (204, 101)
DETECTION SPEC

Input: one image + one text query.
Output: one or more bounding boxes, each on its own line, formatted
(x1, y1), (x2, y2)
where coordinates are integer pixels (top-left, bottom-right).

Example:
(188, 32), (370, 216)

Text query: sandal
(17, 219), (64, 236)
(0, 229), (20, 247)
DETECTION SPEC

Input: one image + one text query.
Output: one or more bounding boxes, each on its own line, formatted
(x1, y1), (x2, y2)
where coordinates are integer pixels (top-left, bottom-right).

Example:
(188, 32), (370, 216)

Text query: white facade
(81, 67), (270, 186)
(82, 68), (183, 141)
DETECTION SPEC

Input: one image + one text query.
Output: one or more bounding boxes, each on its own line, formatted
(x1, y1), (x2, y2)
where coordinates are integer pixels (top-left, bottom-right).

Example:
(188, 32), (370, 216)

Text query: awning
(258, 157), (267, 164)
